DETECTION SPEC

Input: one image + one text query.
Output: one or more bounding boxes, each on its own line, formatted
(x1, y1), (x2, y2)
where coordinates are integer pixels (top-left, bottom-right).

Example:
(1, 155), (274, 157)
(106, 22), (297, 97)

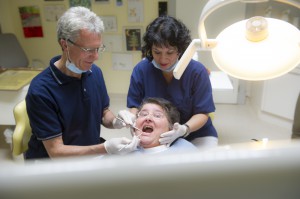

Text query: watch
(183, 124), (190, 137)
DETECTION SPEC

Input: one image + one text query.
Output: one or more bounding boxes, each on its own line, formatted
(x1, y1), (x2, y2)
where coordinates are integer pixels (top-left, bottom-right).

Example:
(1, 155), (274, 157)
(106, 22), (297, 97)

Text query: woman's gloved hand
(104, 136), (140, 155)
(159, 123), (188, 146)
(112, 110), (136, 129)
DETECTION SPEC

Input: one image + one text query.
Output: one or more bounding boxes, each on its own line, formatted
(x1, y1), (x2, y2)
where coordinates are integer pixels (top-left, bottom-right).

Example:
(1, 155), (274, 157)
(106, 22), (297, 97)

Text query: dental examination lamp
(173, 0), (300, 81)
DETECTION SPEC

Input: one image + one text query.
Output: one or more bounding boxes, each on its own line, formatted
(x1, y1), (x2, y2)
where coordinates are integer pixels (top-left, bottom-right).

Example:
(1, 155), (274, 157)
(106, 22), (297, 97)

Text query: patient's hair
(137, 97), (180, 126)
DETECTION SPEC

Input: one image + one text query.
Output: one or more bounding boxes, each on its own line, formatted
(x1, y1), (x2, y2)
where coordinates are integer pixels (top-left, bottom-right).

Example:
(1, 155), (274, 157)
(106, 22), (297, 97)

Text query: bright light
(173, 0), (300, 81)
(212, 17), (300, 80)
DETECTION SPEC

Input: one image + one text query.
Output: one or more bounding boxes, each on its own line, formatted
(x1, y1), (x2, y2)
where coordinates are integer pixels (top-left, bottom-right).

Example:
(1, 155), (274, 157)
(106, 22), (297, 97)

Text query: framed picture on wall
(19, 6), (44, 38)
(123, 26), (142, 51)
(101, 16), (117, 32)
(95, 0), (110, 3)
(128, 0), (143, 22)
(70, 0), (91, 8)
(44, 5), (66, 21)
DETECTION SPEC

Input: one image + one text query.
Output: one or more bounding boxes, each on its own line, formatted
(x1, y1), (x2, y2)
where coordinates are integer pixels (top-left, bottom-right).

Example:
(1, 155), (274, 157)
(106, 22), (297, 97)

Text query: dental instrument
(118, 132), (143, 152)
(115, 116), (142, 132)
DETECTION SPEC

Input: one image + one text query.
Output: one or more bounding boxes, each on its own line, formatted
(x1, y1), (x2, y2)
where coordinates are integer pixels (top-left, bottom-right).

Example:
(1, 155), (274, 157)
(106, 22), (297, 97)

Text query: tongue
(143, 127), (153, 133)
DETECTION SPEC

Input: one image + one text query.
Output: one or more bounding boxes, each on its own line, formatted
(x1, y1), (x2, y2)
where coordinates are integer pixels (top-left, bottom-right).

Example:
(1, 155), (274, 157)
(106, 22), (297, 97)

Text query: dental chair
(0, 33), (29, 68)
(12, 100), (31, 157)
(209, 112), (215, 120)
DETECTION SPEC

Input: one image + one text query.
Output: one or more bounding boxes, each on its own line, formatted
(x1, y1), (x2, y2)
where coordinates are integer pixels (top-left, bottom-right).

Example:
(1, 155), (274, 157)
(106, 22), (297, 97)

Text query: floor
(0, 95), (292, 162)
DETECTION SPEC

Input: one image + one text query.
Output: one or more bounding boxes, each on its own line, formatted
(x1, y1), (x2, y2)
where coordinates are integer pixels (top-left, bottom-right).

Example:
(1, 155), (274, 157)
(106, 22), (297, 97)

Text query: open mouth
(142, 125), (153, 133)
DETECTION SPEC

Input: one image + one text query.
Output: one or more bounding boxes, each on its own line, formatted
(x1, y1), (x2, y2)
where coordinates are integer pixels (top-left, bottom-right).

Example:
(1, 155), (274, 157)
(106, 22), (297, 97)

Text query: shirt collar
(49, 55), (92, 85)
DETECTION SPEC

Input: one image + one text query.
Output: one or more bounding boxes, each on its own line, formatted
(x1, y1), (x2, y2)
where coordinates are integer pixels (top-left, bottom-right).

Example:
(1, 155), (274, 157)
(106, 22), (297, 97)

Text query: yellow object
(12, 100), (31, 156)
(209, 112), (215, 120)
(0, 69), (41, 91)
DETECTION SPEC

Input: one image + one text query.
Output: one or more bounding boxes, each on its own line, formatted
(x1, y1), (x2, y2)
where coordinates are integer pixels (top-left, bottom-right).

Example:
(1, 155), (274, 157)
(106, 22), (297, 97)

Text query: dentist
(25, 6), (138, 160)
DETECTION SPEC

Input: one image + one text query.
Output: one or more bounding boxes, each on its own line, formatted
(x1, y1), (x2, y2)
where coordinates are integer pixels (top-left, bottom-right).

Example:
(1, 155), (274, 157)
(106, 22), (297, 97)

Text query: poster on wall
(116, 0), (123, 6)
(19, 6), (44, 38)
(112, 53), (133, 70)
(69, 0), (91, 9)
(123, 26), (142, 51)
(103, 34), (122, 52)
(44, 5), (66, 21)
(127, 0), (143, 22)
(95, 0), (110, 3)
(101, 16), (117, 32)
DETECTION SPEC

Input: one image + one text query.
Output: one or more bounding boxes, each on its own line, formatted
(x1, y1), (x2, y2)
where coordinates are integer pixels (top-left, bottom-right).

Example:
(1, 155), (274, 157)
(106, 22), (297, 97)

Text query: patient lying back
(130, 97), (197, 154)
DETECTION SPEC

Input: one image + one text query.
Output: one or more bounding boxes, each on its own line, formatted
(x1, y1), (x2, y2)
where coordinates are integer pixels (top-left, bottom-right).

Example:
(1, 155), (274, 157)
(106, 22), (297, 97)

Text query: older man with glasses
(25, 6), (138, 160)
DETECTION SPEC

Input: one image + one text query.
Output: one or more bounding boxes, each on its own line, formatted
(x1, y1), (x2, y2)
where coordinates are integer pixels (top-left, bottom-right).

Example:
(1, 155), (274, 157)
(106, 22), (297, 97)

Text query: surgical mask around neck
(152, 59), (179, 72)
(65, 46), (88, 74)
(66, 59), (88, 74)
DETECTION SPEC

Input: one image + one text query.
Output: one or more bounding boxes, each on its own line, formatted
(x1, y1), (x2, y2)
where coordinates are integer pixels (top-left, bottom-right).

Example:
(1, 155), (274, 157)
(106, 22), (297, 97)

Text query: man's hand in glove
(112, 110), (136, 129)
(104, 136), (140, 155)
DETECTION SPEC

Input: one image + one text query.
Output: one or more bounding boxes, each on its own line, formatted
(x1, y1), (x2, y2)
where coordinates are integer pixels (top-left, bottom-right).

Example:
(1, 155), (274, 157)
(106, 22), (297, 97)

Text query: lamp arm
(198, 0), (300, 48)
(173, 39), (201, 80)
(275, 0), (300, 9)
(199, 0), (240, 48)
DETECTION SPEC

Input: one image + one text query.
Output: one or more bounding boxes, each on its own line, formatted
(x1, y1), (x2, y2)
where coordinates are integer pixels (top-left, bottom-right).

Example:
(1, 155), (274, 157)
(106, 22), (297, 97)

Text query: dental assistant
(127, 16), (218, 149)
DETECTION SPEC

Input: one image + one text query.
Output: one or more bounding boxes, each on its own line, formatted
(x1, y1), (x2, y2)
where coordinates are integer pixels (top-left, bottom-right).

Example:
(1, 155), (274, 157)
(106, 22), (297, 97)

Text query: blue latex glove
(159, 123), (188, 146)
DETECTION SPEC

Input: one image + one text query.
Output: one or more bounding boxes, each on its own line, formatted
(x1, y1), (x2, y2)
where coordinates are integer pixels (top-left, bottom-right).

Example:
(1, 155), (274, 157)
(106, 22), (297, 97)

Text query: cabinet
(261, 70), (300, 120)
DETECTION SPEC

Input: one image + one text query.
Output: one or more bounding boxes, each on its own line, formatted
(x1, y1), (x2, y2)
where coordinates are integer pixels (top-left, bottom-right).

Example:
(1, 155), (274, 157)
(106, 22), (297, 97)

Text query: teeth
(142, 125), (153, 132)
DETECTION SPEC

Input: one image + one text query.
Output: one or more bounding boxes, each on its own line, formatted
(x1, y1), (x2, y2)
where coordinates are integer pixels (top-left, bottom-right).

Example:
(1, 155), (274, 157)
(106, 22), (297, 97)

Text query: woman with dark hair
(127, 16), (218, 149)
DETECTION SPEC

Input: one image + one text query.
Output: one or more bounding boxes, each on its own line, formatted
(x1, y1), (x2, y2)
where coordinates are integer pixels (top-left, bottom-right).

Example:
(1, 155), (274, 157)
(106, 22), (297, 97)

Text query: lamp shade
(173, 0), (300, 81)
(211, 17), (300, 81)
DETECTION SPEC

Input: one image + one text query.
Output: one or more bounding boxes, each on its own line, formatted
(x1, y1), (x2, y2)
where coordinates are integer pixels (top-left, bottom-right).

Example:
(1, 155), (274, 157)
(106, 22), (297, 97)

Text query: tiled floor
(0, 95), (292, 162)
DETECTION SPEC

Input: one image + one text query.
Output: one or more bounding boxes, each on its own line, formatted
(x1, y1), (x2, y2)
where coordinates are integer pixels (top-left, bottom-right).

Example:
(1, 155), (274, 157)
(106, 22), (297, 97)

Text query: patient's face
(135, 103), (170, 148)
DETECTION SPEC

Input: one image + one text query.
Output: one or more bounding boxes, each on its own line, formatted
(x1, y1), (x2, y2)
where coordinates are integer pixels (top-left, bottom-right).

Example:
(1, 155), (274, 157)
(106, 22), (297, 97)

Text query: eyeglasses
(137, 111), (165, 119)
(67, 39), (106, 54)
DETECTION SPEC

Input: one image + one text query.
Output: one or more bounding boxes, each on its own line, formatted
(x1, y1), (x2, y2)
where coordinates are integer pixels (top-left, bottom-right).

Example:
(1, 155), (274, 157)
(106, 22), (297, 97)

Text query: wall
(0, 0), (162, 94)
(0, 1), (14, 33)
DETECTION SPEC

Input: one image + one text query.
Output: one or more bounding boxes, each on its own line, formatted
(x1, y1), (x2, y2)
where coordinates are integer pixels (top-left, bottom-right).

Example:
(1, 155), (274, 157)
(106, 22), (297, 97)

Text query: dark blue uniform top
(25, 55), (109, 159)
(127, 58), (218, 140)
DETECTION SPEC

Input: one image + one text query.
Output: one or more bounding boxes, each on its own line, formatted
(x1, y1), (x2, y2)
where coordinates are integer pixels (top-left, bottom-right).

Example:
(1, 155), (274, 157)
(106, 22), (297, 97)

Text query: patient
(129, 97), (197, 154)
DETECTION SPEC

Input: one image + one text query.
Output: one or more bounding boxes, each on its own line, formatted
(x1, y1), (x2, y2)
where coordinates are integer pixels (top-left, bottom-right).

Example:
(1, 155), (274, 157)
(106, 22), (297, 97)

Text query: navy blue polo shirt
(25, 55), (110, 159)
